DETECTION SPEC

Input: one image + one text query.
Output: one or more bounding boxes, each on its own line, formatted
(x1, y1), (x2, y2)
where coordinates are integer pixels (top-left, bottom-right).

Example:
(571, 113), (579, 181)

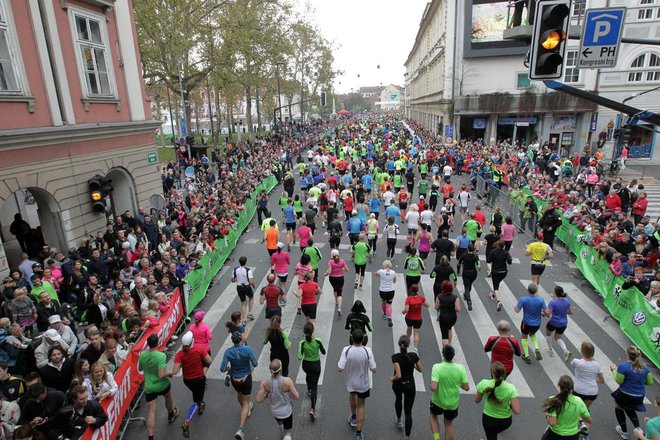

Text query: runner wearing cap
(220, 331), (258, 440)
(172, 331), (212, 438)
(189, 311), (213, 374)
(526, 233), (554, 286)
(325, 249), (349, 317)
(270, 242), (291, 290)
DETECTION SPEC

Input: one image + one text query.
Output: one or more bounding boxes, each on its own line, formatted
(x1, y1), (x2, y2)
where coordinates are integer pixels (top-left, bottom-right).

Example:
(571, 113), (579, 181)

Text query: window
(628, 52), (660, 82)
(516, 72), (531, 89)
(561, 132), (574, 148)
(564, 51), (580, 83)
(72, 11), (113, 97)
(640, 0), (654, 4)
(0, 1), (21, 93)
(571, 0), (585, 17)
(638, 8), (653, 19)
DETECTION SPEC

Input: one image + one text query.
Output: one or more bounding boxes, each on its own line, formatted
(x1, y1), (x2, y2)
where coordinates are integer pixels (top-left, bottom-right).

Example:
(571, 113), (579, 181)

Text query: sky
(292, 0), (429, 94)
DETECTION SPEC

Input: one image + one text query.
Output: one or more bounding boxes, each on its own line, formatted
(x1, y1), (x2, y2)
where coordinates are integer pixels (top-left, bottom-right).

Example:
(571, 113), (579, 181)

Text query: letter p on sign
(592, 21), (611, 43)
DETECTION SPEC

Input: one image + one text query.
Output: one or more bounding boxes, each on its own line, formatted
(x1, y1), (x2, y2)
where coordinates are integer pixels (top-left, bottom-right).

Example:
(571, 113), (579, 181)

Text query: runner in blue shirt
(347, 211), (364, 245)
(342, 173), (352, 188)
(514, 283), (547, 364)
(362, 174), (373, 192)
(455, 230), (472, 275)
(369, 197), (381, 219)
(385, 204), (401, 225)
(544, 285), (574, 362)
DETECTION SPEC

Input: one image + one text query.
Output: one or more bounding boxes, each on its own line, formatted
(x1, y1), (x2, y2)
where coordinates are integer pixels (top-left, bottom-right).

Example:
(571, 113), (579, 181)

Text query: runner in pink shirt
(190, 311), (213, 373)
(270, 242), (291, 289)
(297, 220), (313, 250)
(325, 249), (349, 316)
(500, 216), (517, 252)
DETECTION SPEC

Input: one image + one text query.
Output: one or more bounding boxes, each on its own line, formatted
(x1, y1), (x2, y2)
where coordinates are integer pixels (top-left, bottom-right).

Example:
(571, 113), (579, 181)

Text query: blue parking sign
(578, 8), (626, 69)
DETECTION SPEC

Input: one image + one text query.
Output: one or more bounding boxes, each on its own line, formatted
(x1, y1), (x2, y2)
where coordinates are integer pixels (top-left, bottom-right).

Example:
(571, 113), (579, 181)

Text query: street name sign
(578, 8), (625, 69)
(146, 151), (158, 164)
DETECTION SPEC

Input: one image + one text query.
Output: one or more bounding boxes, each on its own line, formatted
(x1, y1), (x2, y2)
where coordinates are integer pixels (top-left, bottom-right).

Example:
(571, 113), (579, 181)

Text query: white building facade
(405, 0), (660, 160)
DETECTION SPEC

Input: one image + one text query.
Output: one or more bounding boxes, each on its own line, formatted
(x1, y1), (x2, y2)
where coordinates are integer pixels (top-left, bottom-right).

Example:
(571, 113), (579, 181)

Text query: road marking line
(419, 275), (476, 394)
(392, 274), (426, 392)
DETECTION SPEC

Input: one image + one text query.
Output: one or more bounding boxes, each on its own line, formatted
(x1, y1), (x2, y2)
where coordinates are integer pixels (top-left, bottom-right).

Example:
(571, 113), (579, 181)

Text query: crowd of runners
(165, 116), (657, 440)
(1, 115), (658, 440)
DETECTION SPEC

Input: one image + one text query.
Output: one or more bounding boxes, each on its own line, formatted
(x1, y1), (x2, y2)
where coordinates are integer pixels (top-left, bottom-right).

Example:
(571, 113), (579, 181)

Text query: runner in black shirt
(431, 230), (455, 266)
(390, 335), (422, 438)
(489, 241), (512, 312)
(345, 300), (373, 345)
(482, 225), (501, 277)
(429, 256), (457, 300)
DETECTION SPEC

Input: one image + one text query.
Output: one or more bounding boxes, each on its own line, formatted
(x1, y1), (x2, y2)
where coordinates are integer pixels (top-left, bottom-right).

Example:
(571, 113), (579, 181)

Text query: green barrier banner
(183, 176), (278, 313)
(541, 206), (660, 367)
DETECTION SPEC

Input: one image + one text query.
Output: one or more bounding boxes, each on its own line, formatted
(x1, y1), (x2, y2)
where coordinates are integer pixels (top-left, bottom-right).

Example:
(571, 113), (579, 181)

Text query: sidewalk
(618, 163), (660, 184)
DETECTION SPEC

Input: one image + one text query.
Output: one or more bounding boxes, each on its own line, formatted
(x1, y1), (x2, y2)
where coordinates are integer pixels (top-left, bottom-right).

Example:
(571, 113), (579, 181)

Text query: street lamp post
(207, 75), (215, 147)
(165, 86), (175, 146)
(178, 64), (191, 160)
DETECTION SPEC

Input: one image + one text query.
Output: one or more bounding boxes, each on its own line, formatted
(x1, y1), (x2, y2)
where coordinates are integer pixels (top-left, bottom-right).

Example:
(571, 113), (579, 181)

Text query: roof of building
(404, 0), (441, 67)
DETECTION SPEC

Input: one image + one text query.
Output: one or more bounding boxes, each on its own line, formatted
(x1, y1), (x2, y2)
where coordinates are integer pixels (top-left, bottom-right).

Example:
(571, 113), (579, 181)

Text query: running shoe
(168, 407), (179, 423)
(467, 301), (473, 311)
(396, 418), (403, 429)
(564, 352), (573, 363)
(486, 269), (491, 277)
(181, 421), (190, 438)
(349, 415), (357, 427)
(535, 348), (543, 361)
(522, 355), (531, 364)
(199, 401), (205, 415)
(337, 309), (342, 317)
(354, 282), (359, 289)
(388, 318), (393, 328)
(247, 401), (253, 417)
(355, 432), (363, 440)
(247, 313), (254, 321)
(297, 307), (302, 315)
(235, 428), (245, 440)
(615, 425), (629, 439)
(496, 301), (503, 312)
(224, 375), (231, 387)
(548, 348), (555, 357)
(489, 292), (496, 301)
(309, 408), (316, 421)
(359, 284), (363, 290)
(382, 313), (387, 320)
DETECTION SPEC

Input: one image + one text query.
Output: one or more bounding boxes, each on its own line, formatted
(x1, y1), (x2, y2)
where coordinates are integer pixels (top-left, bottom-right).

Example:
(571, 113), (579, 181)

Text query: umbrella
(337, 109), (350, 115)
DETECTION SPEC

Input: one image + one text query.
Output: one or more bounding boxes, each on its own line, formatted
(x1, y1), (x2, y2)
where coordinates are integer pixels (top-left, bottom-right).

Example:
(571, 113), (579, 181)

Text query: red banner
(81, 288), (184, 440)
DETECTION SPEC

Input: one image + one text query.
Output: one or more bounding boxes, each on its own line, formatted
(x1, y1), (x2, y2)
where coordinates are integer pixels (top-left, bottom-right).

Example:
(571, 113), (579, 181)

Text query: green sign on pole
(146, 152), (158, 164)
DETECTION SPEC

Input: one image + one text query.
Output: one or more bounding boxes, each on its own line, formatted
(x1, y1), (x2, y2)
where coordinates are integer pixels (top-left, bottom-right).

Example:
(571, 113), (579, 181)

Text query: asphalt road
(125, 173), (659, 440)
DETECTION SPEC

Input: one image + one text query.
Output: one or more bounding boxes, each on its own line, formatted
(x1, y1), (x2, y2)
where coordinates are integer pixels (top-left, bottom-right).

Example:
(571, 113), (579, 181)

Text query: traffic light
(529, 0), (570, 80)
(88, 175), (106, 213)
(621, 125), (632, 144)
(87, 175), (112, 213)
(320, 92), (327, 107)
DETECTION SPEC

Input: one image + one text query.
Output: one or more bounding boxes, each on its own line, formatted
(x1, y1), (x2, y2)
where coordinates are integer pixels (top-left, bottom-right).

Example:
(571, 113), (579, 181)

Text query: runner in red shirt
(295, 272), (321, 325)
(173, 331), (213, 437)
(484, 320), (522, 377)
(403, 284), (429, 350)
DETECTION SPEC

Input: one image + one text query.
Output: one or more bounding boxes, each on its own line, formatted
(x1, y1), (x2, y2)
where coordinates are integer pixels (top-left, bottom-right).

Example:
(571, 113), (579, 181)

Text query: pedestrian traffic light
(88, 175), (106, 213)
(528, 0), (570, 80)
(320, 92), (327, 107)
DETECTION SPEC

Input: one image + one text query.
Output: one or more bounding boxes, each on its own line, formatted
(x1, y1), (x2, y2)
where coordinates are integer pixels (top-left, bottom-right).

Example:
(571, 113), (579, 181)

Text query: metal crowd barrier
(475, 175), (538, 237)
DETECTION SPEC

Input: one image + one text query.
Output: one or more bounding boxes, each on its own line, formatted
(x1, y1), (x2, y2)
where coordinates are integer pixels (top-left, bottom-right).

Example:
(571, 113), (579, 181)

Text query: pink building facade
(0, 0), (161, 273)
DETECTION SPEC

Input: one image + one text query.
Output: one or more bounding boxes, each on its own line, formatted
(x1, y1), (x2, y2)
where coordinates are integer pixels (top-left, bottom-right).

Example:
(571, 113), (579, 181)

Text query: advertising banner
(82, 289), (185, 440)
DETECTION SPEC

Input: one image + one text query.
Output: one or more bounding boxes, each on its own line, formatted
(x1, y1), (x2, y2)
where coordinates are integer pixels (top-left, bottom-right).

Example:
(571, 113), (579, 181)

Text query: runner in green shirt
(279, 193), (289, 210)
(297, 162), (306, 176)
(475, 362), (520, 439)
(542, 376), (591, 437)
(404, 248), (425, 291)
(139, 334), (179, 438)
(297, 323), (326, 417)
(418, 179), (429, 198)
(302, 239), (322, 281)
(430, 345), (469, 440)
(393, 174), (402, 191)
(419, 162), (429, 178)
(293, 196), (304, 218)
(463, 215), (483, 242)
(351, 234), (371, 289)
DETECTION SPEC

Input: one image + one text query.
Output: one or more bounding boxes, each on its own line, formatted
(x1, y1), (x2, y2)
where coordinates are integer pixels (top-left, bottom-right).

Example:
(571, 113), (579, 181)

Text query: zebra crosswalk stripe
(520, 280), (651, 404)
(206, 273), (272, 380)
(392, 274), (426, 392)
(295, 279), (336, 386)
(454, 279), (534, 398)
(497, 281), (573, 388)
(419, 276), (476, 394)
(252, 281), (300, 382)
